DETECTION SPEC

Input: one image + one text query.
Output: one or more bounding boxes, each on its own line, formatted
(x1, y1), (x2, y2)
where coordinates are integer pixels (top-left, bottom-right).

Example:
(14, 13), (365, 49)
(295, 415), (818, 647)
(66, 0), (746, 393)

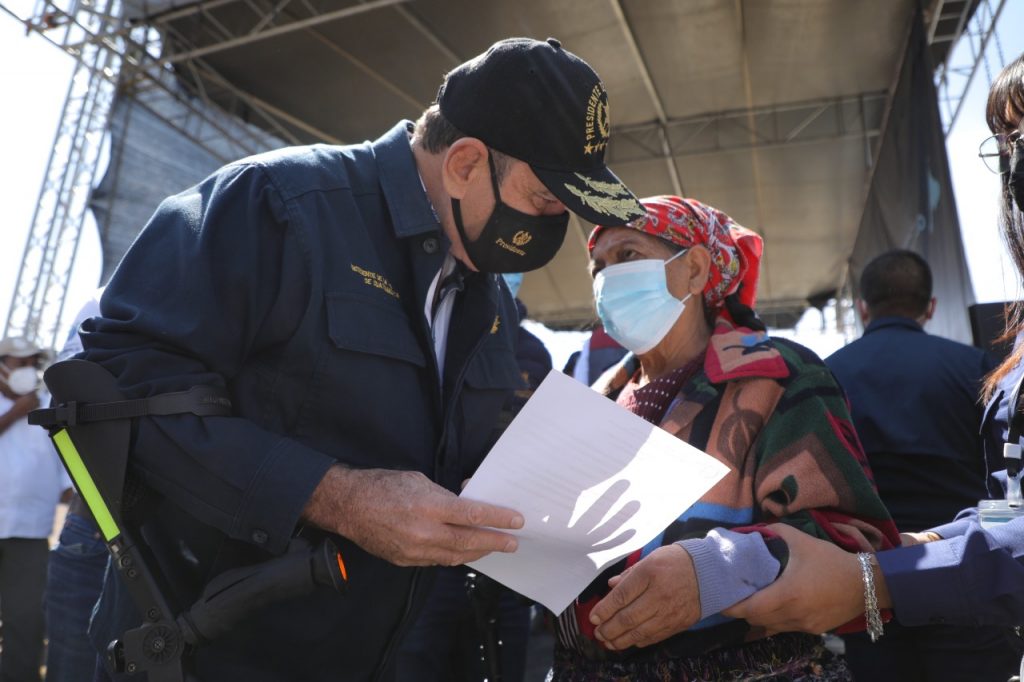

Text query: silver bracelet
(857, 552), (884, 642)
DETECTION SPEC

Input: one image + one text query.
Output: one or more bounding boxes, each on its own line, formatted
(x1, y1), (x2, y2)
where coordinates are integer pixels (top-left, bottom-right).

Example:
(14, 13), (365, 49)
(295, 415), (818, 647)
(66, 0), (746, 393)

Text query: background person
(563, 323), (626, 386)
(724, 49), (1024, 658)
(0, 336), (70, 682)
(43, 288), (109, 682)
(551, 195), (899, 681)
(76, 37), (645, 681)
(828, 249), (998, 532)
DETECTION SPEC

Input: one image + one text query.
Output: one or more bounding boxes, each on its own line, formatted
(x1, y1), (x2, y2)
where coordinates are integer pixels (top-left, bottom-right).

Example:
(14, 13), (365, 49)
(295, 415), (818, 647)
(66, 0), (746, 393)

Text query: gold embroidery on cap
(575, 174), (632, 197)
(584, 83), (610, 155)
(512, 230), (532, 247)
(563, 183), (639, 222)
(491, 315), (501, 334)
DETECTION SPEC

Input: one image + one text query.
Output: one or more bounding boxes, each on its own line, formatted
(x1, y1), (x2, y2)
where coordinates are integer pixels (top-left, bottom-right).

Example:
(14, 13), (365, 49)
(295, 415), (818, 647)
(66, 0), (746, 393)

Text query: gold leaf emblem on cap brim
(574, 173), (632, 197)
(564, 182), (640, 222)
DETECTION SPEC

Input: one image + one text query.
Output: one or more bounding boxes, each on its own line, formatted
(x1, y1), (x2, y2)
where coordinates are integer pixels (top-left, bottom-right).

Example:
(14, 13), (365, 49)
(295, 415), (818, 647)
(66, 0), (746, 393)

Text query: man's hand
(12, 392), (40, 417)
(722, 523), (891, 635)
(590, 544), (701, 650)
(0, 392), (40, 434)
(303, 465), (523, 567)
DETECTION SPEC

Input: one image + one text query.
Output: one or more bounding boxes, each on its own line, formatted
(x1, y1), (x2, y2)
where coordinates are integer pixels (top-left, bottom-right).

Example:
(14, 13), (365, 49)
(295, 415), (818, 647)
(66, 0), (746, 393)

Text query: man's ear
(685, 246), (712, 296)
(441, 138), (488, 200)
(922, 297), (937, 322)
(856, 299), (871, 325)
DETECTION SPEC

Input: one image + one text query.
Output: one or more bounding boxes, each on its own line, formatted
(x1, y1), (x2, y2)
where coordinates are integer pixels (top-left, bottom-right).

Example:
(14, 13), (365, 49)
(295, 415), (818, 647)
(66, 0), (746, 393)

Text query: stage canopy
(100, 0), (976, 333)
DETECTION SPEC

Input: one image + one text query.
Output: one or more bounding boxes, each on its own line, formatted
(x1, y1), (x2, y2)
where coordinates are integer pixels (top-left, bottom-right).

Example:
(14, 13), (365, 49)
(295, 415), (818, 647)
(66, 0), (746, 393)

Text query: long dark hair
(983, 53), (1024, 402)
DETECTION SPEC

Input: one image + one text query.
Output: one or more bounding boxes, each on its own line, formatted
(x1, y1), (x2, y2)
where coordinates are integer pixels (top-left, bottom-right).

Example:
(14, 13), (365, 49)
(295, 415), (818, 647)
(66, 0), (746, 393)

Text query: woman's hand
(722, 523), (888, 634)
(590, 544), (701, 650)
(899, 530), (942, 547)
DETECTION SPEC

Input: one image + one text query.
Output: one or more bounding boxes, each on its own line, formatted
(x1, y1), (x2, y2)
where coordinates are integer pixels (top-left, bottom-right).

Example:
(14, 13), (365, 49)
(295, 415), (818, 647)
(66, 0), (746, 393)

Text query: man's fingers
(444, 524), (518, 554)
(405, 525), (518, 567)
(392, 526), (518, 566)
(325, 469), (523, 567)
(444, 496), (524, 530)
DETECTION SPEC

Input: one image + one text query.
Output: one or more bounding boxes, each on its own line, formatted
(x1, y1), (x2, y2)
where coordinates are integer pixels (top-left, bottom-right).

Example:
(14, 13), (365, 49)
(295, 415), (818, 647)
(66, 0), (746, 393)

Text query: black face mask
(450, 154), (569, 273)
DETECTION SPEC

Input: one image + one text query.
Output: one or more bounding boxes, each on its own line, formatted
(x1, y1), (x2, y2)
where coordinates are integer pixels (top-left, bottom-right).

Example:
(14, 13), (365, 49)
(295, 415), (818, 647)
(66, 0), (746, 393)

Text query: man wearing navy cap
(79, 37), (642, 681)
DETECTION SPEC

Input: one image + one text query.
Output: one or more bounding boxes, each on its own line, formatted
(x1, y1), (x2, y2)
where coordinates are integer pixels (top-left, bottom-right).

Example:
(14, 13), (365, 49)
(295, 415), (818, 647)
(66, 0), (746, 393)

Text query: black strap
(29, 385), (232, 429)
(431, 260), (467, 319)
(1007, 370), (1024, 448)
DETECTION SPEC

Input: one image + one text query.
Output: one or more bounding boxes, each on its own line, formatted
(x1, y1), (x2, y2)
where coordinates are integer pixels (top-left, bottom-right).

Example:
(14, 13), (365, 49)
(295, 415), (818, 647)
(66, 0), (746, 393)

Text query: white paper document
(461, 370), (729, 615)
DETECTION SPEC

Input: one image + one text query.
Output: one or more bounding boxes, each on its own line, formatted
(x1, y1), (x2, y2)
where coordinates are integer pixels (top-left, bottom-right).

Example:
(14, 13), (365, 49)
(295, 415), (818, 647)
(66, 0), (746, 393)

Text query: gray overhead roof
(112, 0), (968, 329)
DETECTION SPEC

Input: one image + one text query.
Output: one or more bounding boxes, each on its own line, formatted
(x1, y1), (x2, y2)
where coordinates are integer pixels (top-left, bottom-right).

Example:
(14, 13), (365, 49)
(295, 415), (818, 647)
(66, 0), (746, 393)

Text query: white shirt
(0, 392), (71, 538)
(57, 286), (104, 362)
(424, 254), (459, 378)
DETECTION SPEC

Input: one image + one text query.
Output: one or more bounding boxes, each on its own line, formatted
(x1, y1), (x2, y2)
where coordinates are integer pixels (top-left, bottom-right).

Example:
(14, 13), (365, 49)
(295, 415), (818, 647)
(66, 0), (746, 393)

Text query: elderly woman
(551, 196), (899, 681)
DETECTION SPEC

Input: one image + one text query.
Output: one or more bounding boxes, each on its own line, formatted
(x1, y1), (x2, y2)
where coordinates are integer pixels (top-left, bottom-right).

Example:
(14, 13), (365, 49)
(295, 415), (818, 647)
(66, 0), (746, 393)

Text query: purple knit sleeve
(677, 528), (781, 619)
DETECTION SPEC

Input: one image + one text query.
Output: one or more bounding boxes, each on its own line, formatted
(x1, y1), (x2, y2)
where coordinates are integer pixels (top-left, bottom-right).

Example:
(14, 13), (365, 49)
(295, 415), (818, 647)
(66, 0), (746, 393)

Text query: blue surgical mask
(502, 272), (523, 299)
(593, 249), (691, 354)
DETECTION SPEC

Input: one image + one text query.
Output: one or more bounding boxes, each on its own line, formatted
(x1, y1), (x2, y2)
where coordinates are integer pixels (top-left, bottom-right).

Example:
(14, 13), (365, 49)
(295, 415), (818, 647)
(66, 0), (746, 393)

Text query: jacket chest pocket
(453, 345), (527, 474)
(326, 292), (426, 367)
(301, 292), (434, 469)
(462, 346), (526, 392)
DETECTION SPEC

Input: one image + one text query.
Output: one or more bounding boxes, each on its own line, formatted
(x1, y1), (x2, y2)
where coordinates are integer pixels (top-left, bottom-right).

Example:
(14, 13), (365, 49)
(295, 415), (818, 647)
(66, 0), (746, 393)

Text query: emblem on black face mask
(512, 231), (532, 247)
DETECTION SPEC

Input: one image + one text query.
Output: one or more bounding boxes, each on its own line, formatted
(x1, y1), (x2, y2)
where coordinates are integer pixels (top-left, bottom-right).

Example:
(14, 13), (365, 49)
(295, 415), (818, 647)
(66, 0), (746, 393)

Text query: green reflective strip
(52, 429), (120, 542)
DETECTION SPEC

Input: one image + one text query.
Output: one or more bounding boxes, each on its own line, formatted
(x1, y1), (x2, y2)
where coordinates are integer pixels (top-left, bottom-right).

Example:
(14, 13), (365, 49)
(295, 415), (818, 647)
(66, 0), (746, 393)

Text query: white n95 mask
(2, 366), (39, 396)
(593, 249), (692, 355)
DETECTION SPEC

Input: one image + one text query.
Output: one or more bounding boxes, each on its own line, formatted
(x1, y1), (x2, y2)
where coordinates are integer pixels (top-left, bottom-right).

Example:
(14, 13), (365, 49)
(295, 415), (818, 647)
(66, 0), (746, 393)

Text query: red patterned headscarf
(588, 195), (763, 325)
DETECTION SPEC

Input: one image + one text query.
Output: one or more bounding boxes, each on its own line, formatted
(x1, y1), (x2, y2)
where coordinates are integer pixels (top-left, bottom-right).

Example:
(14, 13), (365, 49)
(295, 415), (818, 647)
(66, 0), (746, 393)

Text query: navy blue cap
(437, 37), (645, 225)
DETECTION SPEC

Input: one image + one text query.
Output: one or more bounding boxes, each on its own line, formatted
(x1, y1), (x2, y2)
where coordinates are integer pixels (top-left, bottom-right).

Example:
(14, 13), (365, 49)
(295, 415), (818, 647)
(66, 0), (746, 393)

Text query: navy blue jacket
(825, 317), (997, 531)
(81, 121), (523, 681)
(879, 357), (1024, 627)
(508, 299), (552, 413)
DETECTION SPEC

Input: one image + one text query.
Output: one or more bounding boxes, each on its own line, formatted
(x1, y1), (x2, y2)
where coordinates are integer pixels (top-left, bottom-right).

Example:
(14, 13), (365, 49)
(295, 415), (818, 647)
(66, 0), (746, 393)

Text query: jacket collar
(704, 319), (789, 383)
(863, 316), (925, 335)
(372, 120), (446, 240)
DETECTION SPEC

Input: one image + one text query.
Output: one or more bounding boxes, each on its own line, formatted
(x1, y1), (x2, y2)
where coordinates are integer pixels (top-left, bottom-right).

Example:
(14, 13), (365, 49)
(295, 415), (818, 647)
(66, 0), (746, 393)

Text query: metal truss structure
(0, 0), (1012, 347)
(0, 0), (312, 348)
(0, 0), (463, 347)
(2, 0), (124, 349)
(931, 0), (1008, 135)
(609, 92), (888, 166)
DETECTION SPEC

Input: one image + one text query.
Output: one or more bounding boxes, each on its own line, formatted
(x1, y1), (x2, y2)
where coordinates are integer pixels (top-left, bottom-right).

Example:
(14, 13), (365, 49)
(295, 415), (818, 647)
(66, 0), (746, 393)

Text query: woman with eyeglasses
(724, 52), (1024, 664)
